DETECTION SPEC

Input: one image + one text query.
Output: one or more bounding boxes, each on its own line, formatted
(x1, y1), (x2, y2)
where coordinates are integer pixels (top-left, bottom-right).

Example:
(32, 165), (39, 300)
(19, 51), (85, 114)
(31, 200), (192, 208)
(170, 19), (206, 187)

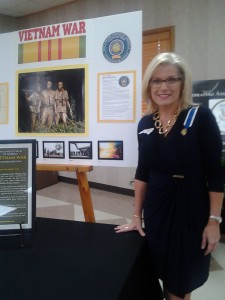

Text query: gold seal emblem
(181, 128), (187, 136)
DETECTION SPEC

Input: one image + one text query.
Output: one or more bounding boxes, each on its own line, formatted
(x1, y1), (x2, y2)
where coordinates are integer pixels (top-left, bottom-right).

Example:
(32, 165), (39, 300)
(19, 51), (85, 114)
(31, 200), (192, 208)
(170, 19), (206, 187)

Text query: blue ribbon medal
(181, 106), (199, 136)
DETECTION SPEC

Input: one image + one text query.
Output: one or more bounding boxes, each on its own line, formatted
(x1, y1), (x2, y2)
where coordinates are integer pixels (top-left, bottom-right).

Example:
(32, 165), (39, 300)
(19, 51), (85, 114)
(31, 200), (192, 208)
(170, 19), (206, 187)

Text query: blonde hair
(142, 52), (193, 114)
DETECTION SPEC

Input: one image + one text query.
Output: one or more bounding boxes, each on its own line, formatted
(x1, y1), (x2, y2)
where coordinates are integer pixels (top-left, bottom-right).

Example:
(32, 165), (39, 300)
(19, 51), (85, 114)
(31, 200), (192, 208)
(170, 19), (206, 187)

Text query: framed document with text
(0, 82), (8, 124)
(0, 139), (36, 235)
(97, 71), (136, 123)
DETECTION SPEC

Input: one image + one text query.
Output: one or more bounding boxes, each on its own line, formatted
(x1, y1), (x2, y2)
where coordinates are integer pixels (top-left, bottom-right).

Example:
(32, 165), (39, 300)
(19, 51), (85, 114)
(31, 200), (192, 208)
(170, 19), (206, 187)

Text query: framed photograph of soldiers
(69, 141), (92, 159)
(98, 140), (123, 160)
(43, 141), (65, 159)
(16, 65), (87, 136)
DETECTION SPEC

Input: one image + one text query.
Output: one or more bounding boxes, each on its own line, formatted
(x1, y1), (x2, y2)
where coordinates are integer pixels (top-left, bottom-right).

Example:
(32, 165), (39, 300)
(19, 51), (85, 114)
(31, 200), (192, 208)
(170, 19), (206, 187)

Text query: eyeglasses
(149, 77), (182, 87)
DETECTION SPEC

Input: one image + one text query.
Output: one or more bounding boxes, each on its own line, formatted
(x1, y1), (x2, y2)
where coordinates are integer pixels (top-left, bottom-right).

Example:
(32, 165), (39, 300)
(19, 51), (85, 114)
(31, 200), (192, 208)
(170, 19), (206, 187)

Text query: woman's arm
(198, 107), (224, 254)
(202, 191), (224, 255)
(114, 179), (147, 236)
(133, 179), (147, 218)
(208, 191), (224, 217)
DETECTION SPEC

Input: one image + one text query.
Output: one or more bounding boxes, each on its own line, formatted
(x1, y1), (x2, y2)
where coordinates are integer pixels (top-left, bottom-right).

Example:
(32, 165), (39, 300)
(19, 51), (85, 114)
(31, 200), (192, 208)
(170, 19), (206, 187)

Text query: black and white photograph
(43, 141), (65, 159)
(69, 141), (92, 159)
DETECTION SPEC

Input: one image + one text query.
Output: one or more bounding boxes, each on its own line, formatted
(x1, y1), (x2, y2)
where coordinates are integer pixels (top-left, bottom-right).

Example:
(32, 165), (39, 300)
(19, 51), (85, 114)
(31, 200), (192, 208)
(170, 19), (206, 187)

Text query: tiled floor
(37, 182), (225, 300)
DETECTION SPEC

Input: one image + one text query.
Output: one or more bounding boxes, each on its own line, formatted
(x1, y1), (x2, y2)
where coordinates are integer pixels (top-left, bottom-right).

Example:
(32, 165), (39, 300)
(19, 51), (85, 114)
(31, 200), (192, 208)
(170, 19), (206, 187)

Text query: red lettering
(26, 29), (33, 41)
(33, 28), (39, 40)
(79, 21), (86, 34)
(38, 27), (46, 39)
(18, 22), (85, 43)
(62, 23), (72, 35)
(52, 25), (60, 37)
(45, 26), (52, 38)
(18, 30), (25, 42)
(71, 22), (78, 34)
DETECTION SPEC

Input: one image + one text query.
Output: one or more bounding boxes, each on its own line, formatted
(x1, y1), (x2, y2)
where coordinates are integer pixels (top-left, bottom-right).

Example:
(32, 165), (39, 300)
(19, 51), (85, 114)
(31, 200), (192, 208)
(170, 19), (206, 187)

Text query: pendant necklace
(153, 110), (179, 135)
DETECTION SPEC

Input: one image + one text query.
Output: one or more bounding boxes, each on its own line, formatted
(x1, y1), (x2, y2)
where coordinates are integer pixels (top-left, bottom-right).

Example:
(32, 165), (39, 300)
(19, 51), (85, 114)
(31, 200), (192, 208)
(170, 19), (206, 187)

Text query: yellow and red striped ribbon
(18, 36), (86, 64)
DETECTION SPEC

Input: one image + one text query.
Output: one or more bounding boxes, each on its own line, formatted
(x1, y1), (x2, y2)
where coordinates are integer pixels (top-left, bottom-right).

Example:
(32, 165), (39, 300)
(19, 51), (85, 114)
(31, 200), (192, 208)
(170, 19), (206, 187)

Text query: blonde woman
(115, 53), (224, 300)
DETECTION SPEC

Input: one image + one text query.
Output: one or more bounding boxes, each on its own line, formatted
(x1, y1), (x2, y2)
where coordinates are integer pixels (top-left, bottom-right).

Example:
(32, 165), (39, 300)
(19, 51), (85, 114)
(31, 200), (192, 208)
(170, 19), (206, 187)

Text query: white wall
(1, 0), (225, 189)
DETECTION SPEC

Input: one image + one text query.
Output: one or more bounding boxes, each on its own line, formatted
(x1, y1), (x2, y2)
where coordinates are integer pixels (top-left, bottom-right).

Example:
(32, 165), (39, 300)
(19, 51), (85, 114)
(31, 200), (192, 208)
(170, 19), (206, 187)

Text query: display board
(0, 11), (142, 167)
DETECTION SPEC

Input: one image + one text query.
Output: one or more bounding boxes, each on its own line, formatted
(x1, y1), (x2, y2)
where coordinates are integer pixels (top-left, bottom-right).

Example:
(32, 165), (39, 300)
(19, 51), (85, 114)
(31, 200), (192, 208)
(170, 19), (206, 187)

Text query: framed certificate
(0, 139), (36, 235)
(0, 82), (8, 124)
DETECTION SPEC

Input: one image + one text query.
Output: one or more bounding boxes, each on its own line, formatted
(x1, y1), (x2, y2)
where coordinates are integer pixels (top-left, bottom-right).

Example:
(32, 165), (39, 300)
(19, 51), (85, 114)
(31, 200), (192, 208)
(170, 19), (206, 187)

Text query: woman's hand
(114, 216), (146, 237)
(201, 220), (221, 255)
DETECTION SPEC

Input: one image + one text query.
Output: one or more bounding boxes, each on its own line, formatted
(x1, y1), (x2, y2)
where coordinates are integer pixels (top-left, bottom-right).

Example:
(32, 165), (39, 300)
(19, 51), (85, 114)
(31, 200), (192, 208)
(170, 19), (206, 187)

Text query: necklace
(153, 110), (179, 135)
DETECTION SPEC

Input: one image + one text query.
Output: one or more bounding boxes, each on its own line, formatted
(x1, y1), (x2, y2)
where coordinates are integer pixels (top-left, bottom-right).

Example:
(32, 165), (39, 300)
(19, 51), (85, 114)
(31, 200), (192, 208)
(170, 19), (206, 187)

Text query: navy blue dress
(135, 106), (223, 298)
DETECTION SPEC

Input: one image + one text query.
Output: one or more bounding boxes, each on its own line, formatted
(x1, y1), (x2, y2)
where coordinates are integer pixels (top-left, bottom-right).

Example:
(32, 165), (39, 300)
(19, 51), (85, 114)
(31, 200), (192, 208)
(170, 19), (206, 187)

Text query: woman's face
(149, 64), (183, 110)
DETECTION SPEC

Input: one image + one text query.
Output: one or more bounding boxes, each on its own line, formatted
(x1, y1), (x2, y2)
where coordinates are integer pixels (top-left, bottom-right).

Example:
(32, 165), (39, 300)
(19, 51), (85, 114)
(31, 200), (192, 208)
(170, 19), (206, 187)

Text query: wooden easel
(36, 164), (95, 223)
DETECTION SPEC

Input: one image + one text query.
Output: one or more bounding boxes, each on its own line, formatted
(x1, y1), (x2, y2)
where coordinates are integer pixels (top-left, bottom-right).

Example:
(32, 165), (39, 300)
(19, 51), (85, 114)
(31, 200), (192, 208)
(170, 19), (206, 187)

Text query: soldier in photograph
(26, 83), (43, 131)
(55, 81), (72, 125)
(38, 80), (56, 127)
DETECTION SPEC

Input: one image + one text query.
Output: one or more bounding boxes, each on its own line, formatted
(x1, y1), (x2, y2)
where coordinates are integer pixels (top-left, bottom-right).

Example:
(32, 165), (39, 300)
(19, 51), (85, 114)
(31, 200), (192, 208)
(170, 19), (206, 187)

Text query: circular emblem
(102, 32), (131, 63)
(119, 76), (130, 87)
(211, 99), (225, 133)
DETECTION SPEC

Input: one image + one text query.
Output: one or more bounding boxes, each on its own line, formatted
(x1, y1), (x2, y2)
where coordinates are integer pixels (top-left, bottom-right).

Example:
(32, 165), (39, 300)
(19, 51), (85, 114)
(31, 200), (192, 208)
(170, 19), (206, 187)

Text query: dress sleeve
(199, 107), (224, 192)
(135, 118), (149, 183)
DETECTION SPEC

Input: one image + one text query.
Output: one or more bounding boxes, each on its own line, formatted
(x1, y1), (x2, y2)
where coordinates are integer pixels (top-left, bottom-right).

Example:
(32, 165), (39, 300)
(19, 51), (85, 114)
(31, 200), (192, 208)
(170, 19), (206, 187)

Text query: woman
(115, 53), (224, 300)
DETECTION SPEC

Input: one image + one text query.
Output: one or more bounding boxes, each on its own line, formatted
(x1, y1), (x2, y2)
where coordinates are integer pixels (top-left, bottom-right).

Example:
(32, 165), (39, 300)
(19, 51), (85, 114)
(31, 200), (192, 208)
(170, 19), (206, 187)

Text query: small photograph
(43, 141), (65, 159)
(98, 141), (123, 160)
(36, 141), (39, 158)
(69, 141), (92, 159)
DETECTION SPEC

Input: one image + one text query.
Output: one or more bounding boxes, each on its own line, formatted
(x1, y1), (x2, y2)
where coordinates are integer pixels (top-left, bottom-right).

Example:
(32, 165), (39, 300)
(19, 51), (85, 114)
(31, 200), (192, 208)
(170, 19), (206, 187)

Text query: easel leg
(76, 171), (95, 223)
